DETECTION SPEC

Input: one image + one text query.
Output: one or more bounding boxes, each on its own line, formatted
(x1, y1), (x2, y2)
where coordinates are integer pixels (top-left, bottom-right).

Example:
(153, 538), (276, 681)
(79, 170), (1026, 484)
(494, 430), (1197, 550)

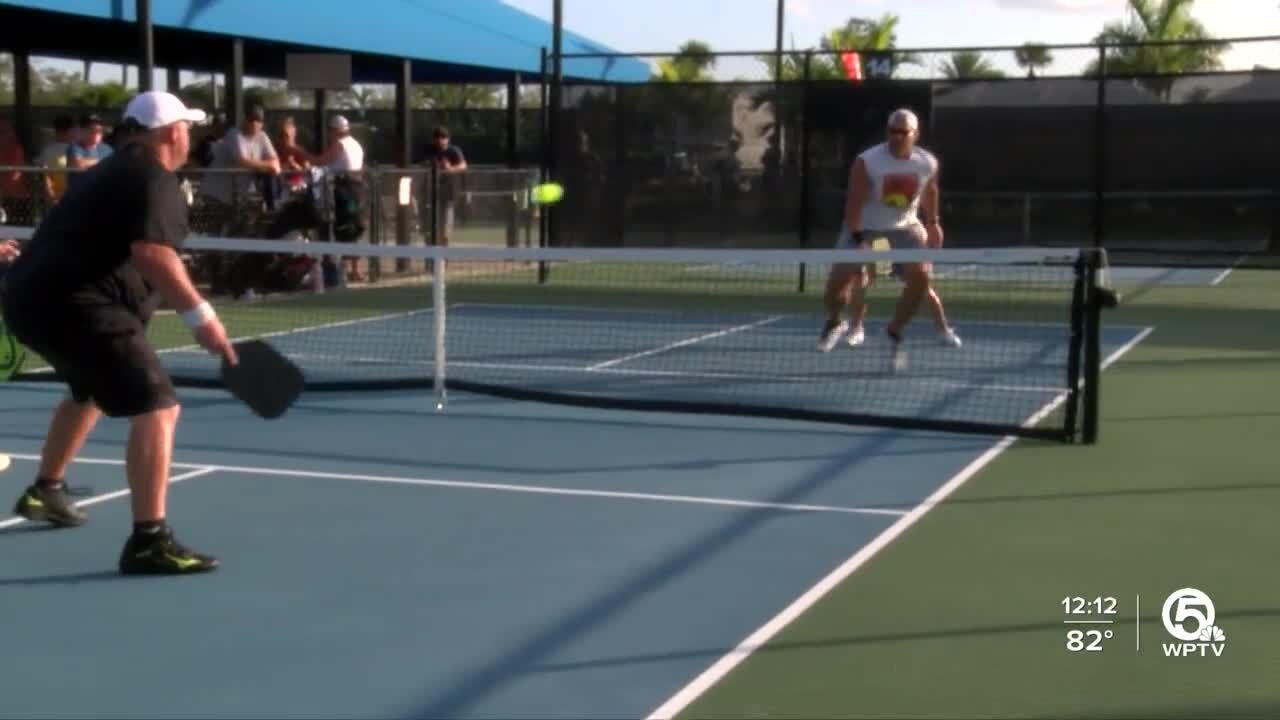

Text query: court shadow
(0, 428), (984, 480)
(0, 523), (64, 536)
(399, 342), (1067, 718)
(1107, 410), (1280, 423)
(921, 479), (1280, 510)
(0, 570), (132, 587)
(287, 400), (992, 449)
(521, 606), (1280, 676)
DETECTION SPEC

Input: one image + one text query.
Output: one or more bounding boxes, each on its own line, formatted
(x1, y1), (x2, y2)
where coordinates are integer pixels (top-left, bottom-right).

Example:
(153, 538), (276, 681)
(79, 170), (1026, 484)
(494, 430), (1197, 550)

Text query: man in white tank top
(819, 108), (961, 371)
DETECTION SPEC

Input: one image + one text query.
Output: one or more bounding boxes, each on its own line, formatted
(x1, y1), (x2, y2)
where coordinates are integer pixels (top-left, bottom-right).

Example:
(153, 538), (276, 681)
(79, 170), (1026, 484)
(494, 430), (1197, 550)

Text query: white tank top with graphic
(857, 142), (938, 231)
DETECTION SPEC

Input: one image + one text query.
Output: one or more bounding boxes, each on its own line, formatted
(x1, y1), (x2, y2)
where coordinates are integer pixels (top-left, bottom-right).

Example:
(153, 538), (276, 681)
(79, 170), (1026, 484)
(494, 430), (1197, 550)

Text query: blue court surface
(154, 300), (1149, 435)
(0, 321), (1149, 719)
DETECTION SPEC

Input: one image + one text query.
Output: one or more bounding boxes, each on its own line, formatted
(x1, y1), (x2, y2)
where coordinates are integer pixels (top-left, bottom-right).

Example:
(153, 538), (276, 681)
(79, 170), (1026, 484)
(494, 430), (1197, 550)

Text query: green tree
(817, 14), (920, 79)
(0, 54), (13, 104)
(177, 79), (220, 112)
(69, 81), (131, 108)
(939, 51), (1006, 79)
(1014, 43), (1055, 78)
(757, 14), (918, 81)
(412, 84), (501, 109)
(653, 40), (716, 82)
(30, 65), (88, 104)
(245, 80), (290, 109)
(1087, 0), (1229, 100)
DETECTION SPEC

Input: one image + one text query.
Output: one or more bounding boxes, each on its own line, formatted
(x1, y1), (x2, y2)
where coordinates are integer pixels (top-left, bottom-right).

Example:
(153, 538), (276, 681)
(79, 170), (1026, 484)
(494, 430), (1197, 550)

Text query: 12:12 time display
(1062, 596), (1118, 615)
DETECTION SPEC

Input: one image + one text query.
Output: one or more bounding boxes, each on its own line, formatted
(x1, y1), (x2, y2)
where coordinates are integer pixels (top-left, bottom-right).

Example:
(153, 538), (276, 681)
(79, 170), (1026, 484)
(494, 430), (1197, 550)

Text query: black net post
(1064, 253), (1087, 438)
(1082, 253), (1104, 444)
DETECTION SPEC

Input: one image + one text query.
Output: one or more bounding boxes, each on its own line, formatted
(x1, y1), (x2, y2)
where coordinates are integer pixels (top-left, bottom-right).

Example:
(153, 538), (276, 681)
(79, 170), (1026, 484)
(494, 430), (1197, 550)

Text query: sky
(20, 0), (1280, 87)
(503, 0), (1280, 77)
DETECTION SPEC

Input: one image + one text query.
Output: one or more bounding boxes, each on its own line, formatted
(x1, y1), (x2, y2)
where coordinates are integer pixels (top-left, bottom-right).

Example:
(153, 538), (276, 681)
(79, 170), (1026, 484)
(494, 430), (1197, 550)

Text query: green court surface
(671, 267), (1280, 719)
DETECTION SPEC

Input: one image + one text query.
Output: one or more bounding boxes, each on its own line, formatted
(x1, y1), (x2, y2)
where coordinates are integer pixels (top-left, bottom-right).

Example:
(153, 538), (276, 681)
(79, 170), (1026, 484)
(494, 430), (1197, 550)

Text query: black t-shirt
(423, 144), (465, 202)
(4, 141), (188, 320)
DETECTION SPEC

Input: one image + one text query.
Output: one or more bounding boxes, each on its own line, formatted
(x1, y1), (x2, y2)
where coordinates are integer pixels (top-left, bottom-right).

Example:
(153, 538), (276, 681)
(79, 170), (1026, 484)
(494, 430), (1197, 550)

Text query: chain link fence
(1, 163), (541, 298)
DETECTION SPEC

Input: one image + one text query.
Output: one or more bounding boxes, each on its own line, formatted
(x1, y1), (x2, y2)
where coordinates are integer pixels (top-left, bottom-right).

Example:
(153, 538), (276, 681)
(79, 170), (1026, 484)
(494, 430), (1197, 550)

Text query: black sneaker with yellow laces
(118, 526), (220, 575)
(12, 481), (88, 527)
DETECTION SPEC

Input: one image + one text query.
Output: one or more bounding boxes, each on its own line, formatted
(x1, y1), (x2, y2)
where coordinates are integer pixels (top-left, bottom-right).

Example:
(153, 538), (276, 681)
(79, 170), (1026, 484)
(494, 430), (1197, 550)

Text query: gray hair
(887, 108), (919, 131)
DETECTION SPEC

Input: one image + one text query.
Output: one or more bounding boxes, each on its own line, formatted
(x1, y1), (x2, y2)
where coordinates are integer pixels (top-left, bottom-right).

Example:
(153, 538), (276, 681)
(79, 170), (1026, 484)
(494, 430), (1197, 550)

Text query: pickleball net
(8, 236), (1113, 442)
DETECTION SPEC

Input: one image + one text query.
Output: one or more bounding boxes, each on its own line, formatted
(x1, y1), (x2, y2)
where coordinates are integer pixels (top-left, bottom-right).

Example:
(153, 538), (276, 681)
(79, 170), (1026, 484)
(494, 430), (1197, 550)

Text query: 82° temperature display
(1063, 596), (1120, 653)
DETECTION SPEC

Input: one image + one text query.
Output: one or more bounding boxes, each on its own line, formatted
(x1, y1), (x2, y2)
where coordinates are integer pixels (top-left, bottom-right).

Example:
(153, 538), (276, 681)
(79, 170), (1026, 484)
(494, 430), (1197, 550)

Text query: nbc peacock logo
(1161, 588), (1227, 658)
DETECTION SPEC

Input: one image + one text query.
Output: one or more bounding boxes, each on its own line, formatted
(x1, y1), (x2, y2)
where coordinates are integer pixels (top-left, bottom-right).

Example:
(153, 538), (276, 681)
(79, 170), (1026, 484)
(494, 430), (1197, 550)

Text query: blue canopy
(0, 0), (649, 83)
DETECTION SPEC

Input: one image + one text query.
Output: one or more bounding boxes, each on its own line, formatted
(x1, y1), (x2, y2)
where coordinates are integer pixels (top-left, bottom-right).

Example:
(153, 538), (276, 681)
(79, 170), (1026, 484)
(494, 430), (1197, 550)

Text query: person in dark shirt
(421, 126), (467, 247)
(1, 91), (236, 575)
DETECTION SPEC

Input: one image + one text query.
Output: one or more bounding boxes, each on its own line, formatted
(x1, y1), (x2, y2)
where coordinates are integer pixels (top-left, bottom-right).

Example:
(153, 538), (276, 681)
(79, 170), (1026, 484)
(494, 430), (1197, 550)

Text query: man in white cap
(0, 91), (236, 574)
(819, 107), (960, 371)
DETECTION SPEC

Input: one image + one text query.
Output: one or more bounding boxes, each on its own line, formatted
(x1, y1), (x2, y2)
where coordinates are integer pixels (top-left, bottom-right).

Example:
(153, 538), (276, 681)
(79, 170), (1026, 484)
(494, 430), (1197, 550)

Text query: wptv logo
(1160, 588), (1227, 658)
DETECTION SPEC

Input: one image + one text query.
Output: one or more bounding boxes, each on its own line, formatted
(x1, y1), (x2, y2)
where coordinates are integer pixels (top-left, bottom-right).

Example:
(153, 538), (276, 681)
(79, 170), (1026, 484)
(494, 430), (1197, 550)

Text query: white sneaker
(846, 326), (866, 347)
(888, 331), (908, 372)
(817, 321), (849, 352)
(938, 328), (962, 348)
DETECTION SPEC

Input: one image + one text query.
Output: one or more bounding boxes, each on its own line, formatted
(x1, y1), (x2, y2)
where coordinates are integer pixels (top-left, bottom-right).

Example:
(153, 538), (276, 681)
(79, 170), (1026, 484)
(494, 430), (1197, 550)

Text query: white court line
(1209, 256), (1246, 287)
(0, 453), (906, 519)
(588, 316), (786, 370)
(644, 324), (1155, 720)
(0, 467), (217, 530)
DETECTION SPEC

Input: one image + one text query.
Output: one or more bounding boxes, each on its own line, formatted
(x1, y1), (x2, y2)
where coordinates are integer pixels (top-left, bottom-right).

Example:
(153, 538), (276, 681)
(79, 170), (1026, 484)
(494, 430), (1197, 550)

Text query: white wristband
(181, 302), (216, 329)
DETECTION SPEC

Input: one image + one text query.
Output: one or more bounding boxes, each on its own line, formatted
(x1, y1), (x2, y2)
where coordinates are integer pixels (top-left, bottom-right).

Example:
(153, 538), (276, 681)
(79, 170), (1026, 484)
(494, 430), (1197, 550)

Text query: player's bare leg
(844, 267), (871, 346)
(819, 264), (859, 351)
(12, 397), (98, 526)
(925, 287), (962, 347)
(125, 404), (180, 523)
(885, 262), (931, 370)
(37, 397), (101, 482)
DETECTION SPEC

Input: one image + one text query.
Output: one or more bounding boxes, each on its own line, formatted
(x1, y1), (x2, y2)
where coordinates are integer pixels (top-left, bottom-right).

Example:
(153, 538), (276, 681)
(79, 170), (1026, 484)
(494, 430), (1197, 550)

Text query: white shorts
(835, 223), (927, 250)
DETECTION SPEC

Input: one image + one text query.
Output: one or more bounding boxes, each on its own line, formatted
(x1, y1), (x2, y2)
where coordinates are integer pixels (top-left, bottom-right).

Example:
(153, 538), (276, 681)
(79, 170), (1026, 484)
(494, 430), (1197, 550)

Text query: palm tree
(1087, 0), (1230, 100)
(654, 40), (717, 82)
(1014, 43), (1055, 78)
(940, 51), (1006, 79)
(817, 14), (920, 79)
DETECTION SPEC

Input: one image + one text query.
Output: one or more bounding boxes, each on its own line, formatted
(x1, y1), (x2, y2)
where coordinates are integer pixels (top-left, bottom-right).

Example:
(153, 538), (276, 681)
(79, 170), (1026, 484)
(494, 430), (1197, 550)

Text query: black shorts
(2, 297), (178, 418)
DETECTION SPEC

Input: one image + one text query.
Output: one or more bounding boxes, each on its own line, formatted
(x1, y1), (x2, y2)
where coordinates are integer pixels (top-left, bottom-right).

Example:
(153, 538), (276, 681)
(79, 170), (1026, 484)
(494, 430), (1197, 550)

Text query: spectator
(192, 112), (227, 168)
(0, 238), (18, 264)
(274, 115), (312, 196)
(198, 105), (280, 298)
(65, 113), (113, 191)
(0, 119), (34, 227)
(420, 126), (467, 248)
(199, 105), (280, 234)
(312, 115), (365, 282)
(37, 115), (74, 206)
(313, 114), (364, 173)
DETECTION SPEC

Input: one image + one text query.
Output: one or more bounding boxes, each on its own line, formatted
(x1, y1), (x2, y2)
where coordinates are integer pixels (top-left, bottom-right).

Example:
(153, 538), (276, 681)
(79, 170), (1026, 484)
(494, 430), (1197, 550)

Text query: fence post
(538, 46), (550, 283)
(1093, 41), (1108, 250)
(798, 50), (812, 294)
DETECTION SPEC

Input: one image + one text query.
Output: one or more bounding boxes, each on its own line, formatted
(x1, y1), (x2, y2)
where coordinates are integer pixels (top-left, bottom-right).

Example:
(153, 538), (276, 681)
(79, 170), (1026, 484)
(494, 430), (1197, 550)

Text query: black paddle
(220, 339), (304, 419)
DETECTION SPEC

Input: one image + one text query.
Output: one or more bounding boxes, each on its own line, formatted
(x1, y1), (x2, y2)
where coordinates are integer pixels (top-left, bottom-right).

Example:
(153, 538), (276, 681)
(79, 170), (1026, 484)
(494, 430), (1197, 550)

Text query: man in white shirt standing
(313, 115), (366, 282)
(819, 108), (960, 371)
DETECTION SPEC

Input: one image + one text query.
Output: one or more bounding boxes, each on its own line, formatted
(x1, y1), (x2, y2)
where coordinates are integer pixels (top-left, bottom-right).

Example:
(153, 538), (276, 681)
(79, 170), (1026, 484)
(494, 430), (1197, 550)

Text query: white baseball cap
(124, 91), (208, 129)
